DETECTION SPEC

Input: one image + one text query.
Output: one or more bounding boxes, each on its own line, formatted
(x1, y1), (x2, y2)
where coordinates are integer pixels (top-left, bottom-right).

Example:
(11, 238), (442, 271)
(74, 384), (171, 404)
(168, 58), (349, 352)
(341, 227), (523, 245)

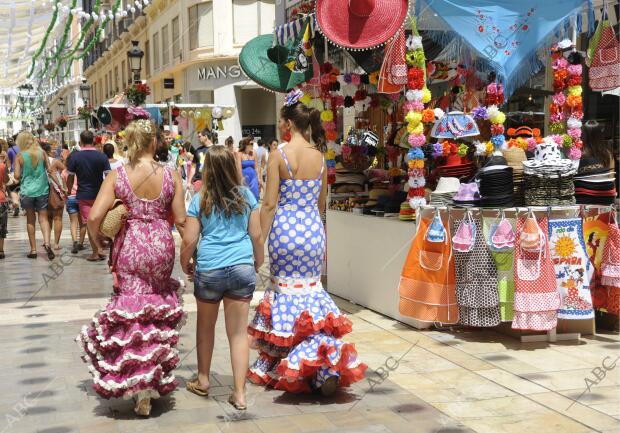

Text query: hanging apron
(548, 218), (595, 320)
(399, 215), (459, 324)
(512, 215), (561, 331)
(600, 213), (620, 315)
(583, 211), (612, 312)
(483, 216), (516, 322)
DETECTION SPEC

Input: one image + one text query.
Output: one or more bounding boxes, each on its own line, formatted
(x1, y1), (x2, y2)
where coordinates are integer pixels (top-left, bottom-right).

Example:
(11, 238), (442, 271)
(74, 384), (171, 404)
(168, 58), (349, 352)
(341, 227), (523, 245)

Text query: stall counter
(326, 210), (431, 329)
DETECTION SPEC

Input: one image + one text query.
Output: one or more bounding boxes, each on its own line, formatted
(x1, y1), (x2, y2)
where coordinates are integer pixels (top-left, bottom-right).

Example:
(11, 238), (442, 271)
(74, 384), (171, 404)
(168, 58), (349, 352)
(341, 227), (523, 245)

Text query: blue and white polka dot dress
(247, 149), (366, 392)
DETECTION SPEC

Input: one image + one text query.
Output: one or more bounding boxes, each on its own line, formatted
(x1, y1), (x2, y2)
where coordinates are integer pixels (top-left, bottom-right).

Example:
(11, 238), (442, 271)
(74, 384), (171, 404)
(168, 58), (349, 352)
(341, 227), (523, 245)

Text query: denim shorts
(66, 196), (79, 214)
(20, 194), (48, 211)
(194, 264), (256, 303)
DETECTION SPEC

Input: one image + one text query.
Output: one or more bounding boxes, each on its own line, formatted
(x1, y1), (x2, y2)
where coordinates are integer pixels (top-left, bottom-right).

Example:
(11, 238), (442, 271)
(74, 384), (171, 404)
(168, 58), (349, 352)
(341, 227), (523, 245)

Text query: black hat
(96, 106), (112, 125)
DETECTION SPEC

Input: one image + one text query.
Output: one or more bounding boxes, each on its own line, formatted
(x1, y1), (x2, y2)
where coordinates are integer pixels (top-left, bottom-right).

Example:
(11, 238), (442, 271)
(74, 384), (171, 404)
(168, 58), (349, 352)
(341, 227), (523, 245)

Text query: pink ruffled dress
(77, 165), (185, 400)
(247, 150), (366, 393)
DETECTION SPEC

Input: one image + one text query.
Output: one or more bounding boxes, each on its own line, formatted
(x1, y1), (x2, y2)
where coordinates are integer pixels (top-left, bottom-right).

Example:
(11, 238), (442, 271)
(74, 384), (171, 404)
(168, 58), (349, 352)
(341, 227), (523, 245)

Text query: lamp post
(127, 41), (144, 84)
(58, 97), (65, 146)
(36, 114), (44, 138)
(79, 80), (91, 130)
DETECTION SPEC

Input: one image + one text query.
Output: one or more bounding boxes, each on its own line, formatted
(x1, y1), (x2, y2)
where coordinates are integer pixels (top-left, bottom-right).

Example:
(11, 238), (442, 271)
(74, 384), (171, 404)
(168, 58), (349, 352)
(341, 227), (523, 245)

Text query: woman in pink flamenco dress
(76, 120), (187, 416)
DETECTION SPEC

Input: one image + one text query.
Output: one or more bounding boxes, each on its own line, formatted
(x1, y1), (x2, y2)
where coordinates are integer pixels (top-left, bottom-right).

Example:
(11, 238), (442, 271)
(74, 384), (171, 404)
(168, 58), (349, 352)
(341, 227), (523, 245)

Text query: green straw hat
(239, 34), (313, 93)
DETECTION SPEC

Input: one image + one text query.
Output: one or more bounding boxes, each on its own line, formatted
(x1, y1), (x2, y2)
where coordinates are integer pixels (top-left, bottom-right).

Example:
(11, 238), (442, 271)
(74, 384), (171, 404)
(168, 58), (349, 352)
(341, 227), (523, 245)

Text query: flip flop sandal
(186, 378), (209, 397)
(27, 252), (37, 259)
(228, 395), (247, 411)
(86, 256), (105, 262)
(44, 245), (55, 260)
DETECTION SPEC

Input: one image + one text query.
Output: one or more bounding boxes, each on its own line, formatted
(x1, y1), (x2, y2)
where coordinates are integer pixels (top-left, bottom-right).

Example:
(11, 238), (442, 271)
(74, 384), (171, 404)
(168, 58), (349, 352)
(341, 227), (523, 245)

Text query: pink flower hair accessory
(408, 133), (426, 147)
(526, 137), (537, 152)
(567, 64), (582, 76)
(551, 134), (563, 145)
(552, 92), (566, 105)
(568, 128), (581, 139)
(568, 146), (582, 160)
(552, 57), (569, 70)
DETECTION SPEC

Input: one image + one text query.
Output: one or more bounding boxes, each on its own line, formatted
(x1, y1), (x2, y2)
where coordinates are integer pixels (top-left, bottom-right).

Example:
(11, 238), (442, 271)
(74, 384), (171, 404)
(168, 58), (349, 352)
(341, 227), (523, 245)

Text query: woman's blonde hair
(124, 120), (155, 164)
(16, 132), (41, 167)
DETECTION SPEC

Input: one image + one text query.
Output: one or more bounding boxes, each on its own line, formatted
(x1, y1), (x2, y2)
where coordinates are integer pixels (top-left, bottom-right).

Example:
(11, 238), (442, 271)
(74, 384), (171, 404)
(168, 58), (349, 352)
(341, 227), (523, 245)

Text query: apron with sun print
(548, 218), (594, 320)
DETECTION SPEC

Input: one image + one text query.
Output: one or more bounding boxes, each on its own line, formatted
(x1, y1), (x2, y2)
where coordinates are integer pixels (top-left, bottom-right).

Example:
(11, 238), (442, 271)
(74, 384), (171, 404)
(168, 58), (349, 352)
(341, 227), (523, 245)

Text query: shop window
(153, 32), (160, 71)
(188, 90), (214, 104)
(259, 0), (275, 34)
(233, 0), (257, 44)
(172, 16), (180, 59)
(162, 24), (170, 67)
(188, 3), (214, 51)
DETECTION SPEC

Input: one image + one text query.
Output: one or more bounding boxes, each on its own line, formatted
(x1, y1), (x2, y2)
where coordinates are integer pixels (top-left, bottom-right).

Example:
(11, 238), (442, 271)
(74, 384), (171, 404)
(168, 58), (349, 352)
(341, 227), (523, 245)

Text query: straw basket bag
(100, 200), (128, 239)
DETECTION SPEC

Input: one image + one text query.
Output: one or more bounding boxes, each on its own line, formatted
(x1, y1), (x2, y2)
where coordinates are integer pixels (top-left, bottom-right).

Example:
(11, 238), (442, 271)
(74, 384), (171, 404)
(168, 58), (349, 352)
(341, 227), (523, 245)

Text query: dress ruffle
(247, 288), (366, 393)
(248, 289), (353, 348)
(76, 278), (185, 400)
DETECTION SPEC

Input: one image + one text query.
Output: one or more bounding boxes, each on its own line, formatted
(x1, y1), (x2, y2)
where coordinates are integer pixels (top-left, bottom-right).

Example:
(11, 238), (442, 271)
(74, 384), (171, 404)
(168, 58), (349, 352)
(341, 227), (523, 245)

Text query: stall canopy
(416, 0), (595, 96)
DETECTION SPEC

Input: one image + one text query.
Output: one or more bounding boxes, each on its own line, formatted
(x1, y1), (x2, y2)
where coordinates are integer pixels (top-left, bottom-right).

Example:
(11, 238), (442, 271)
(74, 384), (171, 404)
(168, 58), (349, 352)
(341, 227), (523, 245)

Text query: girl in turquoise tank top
(13, 132), (54, 260)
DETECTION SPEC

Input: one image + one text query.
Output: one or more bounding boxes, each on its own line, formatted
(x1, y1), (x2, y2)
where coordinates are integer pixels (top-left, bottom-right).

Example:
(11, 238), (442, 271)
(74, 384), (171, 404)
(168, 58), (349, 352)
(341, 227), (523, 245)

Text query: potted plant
(77, 106), (92, 120)
(44, 122), (56, 132)
(126, 82), (151, 106)
(56, 115), (68, 128)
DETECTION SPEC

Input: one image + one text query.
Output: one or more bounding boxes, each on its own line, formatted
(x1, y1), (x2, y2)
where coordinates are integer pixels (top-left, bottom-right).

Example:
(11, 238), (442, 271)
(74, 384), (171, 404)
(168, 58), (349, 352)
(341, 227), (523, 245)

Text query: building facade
(82, 0), (277, 144)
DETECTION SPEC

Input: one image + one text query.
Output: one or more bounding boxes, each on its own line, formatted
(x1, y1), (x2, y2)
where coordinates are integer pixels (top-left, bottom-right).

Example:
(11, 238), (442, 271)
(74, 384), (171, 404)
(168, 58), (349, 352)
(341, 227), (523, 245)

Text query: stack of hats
(523, 141), (577, 206)
(574, 156), (617, 205)
(452, 182), (480, 207)
(437, 154), (476, 180)
(478, 154), (515, 207)
(430, 177), (461, 205)
(399, 201), (415, 221)
(503, 147), (527, 206)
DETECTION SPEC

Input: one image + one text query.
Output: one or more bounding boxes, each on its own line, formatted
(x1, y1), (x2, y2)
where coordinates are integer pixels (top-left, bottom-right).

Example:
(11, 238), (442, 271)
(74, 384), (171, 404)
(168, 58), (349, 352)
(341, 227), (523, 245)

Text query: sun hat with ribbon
(316, 0), (410, 50)
(239, 33), (313, 93)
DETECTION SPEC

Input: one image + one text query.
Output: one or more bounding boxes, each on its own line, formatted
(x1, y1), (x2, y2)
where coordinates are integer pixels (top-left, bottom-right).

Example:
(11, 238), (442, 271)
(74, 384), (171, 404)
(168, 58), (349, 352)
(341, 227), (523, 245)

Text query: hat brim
(316, 0), (409, 50)
(239, 34), (313, 93)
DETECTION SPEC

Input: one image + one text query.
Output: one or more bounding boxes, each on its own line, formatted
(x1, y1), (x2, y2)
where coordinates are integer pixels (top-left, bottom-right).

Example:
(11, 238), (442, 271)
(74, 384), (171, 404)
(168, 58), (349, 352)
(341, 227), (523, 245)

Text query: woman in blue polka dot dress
(247, 91), (366, 395)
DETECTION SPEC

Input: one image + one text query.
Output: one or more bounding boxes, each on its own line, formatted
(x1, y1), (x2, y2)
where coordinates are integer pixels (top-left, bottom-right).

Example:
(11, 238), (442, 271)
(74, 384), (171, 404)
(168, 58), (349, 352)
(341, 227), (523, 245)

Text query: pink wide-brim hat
(316, 0), (410, 50)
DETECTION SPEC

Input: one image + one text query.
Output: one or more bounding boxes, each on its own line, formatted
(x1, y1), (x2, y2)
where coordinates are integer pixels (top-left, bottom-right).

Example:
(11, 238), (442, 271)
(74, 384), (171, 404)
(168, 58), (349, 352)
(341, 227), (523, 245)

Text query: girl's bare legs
(38, 209), (51, 247)
(195, 300), (219, 391)
(25, 209), (36, 253)
(223, 297), (250, 408)
(69, 212), (78, 242)
(52, 210), (63, 249)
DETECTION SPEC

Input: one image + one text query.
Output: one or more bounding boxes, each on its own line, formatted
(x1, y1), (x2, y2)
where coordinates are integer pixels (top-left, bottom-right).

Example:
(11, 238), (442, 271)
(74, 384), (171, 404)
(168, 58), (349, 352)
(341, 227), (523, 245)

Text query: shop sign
(242, 124), (276, 140)
(197, 65), (243, 81)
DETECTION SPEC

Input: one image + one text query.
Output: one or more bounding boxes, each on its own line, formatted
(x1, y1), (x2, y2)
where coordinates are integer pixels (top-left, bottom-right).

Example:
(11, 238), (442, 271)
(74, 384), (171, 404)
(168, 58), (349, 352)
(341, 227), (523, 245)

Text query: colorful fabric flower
(485, 141), (494, 154)
(489, 111), (506, 124)
(568, 146), (582, 160)
(408, 133), (426, 147)
(457, 143), (468, 157)
(421, 88), (432, 103)
(432, 142), (444, 157)
(562, 134), (573, 147)
(421, 109), (435, 123)
(552, 92), (566, 106)
(486, 105), (499, 119)
(491, 124), (505, 136)
(405, 111), (422, 126)
(552, 57), (569, 70)
(526, 137), (537, 152)
(474, 140), (487, 156)
(567, 64), (582, 76)
(434, 108), (445, 119)
(472, 106), (488, 120)
(491, 134), (505, 149)
(568, 86), (582, 97)
(568, 128), (581, 140)
(320, 110), (334, 122)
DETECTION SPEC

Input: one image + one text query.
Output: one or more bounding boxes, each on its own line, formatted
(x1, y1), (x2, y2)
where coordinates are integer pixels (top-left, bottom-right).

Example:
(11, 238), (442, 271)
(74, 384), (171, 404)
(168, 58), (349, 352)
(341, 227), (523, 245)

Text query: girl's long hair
(199, 145), (248, 218)
(16, 132), (40, 167)
(583, 121), (613, 167)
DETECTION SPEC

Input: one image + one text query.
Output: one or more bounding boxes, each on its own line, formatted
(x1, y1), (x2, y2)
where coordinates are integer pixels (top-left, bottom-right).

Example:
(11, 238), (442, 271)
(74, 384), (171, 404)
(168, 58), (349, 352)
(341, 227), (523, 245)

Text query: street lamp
(36, 114), (44, 138)
(127, 41), (144, 84)
(45, 108), (52, 124)
(58, 97), (66, 146)
(79, 80), (91, 130)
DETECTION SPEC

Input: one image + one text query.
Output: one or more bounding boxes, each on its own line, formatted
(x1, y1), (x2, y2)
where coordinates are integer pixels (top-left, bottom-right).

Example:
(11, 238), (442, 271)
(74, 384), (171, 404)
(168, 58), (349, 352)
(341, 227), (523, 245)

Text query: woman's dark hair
(200, 128), (217, 144)
(583, 120), (612, 167)
(199, 146), (247, 218)
(224, 136), (234, 148)
(280, 103), (326, 152)
(42, 143), (52, 153)
(238, 136), (253, 153)
(102, 143), (115, 159)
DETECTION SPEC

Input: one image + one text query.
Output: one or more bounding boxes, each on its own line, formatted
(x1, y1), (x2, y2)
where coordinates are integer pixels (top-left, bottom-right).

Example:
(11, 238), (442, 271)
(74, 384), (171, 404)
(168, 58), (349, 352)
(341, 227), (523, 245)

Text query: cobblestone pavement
(0, 215), (619, 433)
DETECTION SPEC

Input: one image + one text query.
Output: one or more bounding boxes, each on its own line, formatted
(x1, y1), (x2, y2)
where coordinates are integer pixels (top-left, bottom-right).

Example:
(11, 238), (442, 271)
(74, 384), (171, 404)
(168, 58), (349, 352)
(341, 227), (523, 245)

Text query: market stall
(245, 0), (619, 338)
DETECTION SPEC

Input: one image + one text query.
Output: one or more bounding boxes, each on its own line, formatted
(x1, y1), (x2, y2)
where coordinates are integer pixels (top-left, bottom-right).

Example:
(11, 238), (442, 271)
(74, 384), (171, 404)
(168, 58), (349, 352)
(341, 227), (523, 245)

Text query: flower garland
(404, 18), (432, 209)
(549, 46), (583, 160)
(472, 83), (506, 156)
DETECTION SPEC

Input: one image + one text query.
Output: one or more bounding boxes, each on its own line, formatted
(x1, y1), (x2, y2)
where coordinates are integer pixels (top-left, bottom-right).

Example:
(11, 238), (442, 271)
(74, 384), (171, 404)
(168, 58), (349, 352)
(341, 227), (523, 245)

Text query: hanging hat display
(212, 106), (223, 119)
(96, 106), (112, 125)
(316, 0), (409, 50)
(239, 19), (314, 93)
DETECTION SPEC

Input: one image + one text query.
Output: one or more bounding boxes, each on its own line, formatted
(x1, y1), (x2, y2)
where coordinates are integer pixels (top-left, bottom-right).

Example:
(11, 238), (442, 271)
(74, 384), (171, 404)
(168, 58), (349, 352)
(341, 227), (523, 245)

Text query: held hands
(182, 258), (195, 281)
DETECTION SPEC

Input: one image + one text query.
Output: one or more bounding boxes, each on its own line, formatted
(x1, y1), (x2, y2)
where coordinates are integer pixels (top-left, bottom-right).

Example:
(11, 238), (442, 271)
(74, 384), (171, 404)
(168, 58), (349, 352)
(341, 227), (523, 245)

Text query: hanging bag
(452, 209), (477, 252)
(420, 209), (447, 271)
(47, 173), (66, 210)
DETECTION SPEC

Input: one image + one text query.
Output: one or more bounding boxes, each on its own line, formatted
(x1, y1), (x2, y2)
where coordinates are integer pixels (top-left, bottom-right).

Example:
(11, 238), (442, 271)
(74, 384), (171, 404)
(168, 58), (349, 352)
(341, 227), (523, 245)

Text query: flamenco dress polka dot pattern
(248, 150), (366, 392)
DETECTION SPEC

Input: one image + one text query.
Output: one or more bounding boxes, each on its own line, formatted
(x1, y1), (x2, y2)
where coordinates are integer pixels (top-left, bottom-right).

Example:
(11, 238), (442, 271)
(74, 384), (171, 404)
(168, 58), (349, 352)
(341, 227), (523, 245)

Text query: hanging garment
(484, 216), (516, 321)
(378, 29), (407, 93)
(548, 218), (595, 320)
(451, 214), (500, 327)
(590, 23), (620, 92)
(512, 214), (561, 331)
(583, 211), (612, 312)
(600, 214), (620, 315)
(399, 213), (459, 324)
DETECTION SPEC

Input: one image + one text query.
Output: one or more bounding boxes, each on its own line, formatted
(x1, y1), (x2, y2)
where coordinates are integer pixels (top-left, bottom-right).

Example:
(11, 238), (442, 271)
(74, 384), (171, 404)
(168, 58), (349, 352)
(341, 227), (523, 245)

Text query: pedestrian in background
(61, 149), (86, 254)
(0, 150), (9, 259)
(66, 130), (111, 261)
(13, 132), (54, 260)
(43, 143), (67, 251)
(6, 136), (21, 217)
(238, 137), (259, 201)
